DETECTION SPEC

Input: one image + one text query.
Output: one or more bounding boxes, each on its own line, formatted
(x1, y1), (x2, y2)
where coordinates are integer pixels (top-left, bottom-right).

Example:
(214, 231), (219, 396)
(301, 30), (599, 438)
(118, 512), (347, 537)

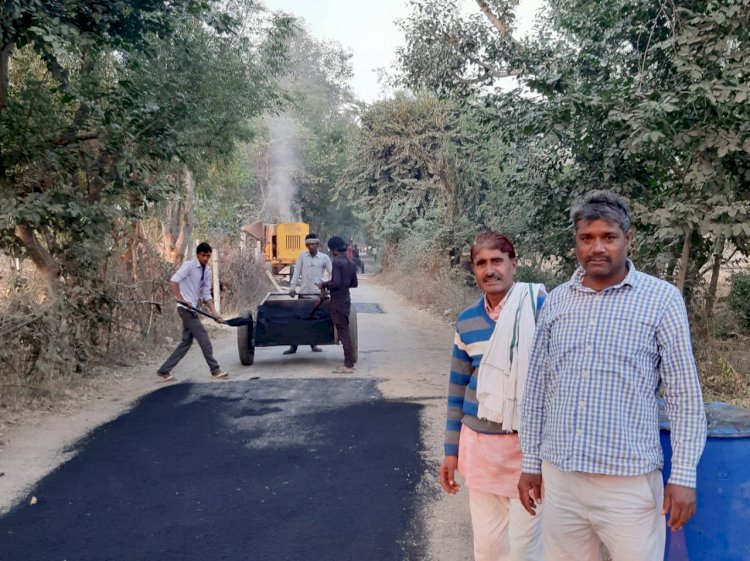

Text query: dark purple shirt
(323, 254), (358, 301)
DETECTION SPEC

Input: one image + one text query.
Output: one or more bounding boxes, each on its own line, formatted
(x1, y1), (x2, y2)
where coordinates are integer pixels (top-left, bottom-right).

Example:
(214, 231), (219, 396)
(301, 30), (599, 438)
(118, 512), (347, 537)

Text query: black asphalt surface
(0, 379), (428, 561)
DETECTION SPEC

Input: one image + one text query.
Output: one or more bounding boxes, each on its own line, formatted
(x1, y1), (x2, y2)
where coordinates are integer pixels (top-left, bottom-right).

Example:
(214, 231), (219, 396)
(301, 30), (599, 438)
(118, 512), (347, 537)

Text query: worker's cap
(305, 233), (320, 245)
(327, 236), (347, 252)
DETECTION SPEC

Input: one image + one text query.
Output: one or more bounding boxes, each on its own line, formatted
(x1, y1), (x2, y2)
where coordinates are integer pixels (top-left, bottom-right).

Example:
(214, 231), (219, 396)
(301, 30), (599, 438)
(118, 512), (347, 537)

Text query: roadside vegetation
(0, 0), (360, 419)
(349, 0), (750, 405)
(1, 0), (749, 417)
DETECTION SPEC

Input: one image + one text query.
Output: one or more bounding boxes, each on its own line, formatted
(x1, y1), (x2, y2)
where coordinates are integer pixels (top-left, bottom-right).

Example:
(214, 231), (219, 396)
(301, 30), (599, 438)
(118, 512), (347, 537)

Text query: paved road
(0, 379), (426, 561)
(0, 277), (472, 560)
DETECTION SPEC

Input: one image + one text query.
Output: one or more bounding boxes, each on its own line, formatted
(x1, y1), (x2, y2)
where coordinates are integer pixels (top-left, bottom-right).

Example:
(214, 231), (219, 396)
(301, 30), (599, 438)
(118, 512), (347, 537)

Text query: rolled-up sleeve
(170, 261), (191, 284)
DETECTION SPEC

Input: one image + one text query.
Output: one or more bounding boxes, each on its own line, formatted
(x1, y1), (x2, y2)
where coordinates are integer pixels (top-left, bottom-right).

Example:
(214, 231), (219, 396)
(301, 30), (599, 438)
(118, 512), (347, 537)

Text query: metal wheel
(237, 310), (255, 366)
(348, 307), (358, 364)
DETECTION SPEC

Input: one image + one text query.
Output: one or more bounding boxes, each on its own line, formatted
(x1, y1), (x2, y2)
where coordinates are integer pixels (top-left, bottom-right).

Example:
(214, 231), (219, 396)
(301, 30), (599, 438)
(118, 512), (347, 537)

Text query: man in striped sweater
(439, 232), (545, 561)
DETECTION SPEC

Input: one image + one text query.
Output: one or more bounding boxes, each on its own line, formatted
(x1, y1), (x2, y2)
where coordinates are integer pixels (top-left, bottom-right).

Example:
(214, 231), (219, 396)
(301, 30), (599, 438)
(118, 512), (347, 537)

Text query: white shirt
(170, 258), (212, 307)
(290, 251), (332, 293)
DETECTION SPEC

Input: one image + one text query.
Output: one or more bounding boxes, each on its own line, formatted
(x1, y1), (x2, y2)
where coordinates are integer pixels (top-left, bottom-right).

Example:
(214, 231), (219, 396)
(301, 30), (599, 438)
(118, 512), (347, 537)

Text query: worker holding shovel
(156, 242), (229, 382)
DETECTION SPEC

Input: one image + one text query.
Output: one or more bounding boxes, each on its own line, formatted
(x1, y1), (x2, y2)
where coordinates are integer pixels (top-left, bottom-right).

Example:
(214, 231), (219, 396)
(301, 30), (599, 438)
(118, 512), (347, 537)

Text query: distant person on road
(286, 233), (333, 355)
(317, 236), (358, 373)
(440, 232), (546, 561)
(353, 244), (364, 274)
(157, 242), (228, 382)
(518, 190), (707, 561)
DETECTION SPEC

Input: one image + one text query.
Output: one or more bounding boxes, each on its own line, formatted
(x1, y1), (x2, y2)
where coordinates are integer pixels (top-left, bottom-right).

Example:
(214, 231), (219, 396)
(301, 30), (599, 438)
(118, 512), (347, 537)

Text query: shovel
(178, 302), (251, 327)
(293, 288), (329, 320)
(307, 290), (329, 319)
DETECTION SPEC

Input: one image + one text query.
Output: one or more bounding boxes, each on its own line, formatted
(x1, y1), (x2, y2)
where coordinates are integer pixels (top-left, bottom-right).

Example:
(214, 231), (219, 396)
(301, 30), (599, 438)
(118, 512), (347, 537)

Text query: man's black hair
(306, 233), (318, 240)
(570, 190), (632, 232)
(196, 242), (213, 254)
(327, 236), (347, 252)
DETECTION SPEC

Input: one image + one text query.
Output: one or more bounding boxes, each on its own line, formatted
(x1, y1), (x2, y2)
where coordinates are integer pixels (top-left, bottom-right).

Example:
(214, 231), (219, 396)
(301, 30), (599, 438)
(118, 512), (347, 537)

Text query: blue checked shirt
(520, 261), (706, 488)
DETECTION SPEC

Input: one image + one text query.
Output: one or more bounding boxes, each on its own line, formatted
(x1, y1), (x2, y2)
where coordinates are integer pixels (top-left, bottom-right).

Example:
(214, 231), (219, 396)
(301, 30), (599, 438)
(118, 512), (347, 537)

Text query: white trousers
(468, 488), (542, 561)
(541, 462), (665, 561)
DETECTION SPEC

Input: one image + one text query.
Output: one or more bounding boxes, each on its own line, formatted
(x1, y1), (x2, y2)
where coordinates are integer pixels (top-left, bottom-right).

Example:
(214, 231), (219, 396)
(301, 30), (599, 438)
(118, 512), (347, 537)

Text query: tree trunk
(705, 236), (725, 316)
(0, 42), (11, 114)
(160, 165), (195, 265)
(14, 224), (60, 284)
(0, 42), (12, 181)
(474, 0), (512, 39)
(124, 221), (148, 280)
(676, 227), (693, 295)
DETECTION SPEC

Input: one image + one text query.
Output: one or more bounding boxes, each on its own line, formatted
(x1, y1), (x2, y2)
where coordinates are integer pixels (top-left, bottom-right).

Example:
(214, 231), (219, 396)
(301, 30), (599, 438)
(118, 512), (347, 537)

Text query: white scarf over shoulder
(476, 282), (546, 431)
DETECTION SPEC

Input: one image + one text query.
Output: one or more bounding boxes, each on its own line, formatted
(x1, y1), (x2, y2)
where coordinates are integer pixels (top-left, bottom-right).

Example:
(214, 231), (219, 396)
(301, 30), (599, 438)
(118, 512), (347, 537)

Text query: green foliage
(393, 0), (750, 306)
(396, 0), (522, 97)
(286, 30), (360, 240)
(345, 93), (484, 255)
(515, 265), (566, 291)
(728, 272), (750, 329)
(1, 0), (291, 279)
(215, 27), (361, 241)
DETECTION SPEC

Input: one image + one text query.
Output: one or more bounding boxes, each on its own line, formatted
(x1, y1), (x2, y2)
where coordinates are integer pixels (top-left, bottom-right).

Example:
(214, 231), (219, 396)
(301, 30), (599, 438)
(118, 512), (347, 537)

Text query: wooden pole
(212, 246), (221, 314)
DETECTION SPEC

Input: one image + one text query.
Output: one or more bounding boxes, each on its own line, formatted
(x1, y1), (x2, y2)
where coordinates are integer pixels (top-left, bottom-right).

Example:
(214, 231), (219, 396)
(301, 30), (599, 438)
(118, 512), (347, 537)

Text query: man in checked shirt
(518, 191), (707, 561)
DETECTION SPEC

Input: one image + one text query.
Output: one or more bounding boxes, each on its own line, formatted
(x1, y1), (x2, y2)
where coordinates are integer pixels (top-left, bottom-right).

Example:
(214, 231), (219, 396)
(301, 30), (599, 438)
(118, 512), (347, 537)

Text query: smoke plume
(265, 114), (300, 222)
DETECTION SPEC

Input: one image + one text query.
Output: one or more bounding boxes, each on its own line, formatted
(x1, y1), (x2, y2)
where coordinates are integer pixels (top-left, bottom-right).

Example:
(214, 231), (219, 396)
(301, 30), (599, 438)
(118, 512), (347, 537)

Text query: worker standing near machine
(285, 233), (332, 355)
(318, 236), (358, 373)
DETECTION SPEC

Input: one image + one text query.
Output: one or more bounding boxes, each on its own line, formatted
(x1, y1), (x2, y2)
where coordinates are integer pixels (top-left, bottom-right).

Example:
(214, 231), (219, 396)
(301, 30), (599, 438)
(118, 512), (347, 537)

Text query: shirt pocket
(548, 309), (588, 366)
(609, 317), (658, 359)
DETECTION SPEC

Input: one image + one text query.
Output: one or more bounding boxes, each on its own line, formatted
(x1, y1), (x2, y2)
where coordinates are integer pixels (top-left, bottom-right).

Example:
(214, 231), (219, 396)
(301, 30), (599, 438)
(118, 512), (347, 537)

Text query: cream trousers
(541, 462), (665, 561)
(468, 488), (542, 561)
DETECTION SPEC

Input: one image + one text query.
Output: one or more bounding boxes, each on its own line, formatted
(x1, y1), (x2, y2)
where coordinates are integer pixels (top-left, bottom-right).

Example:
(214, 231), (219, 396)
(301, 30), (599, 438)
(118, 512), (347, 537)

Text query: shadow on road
(0, 379), (427, 561)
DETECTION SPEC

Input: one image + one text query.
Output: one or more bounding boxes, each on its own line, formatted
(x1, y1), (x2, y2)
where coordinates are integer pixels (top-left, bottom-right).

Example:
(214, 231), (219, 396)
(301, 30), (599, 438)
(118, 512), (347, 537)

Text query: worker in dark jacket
(318, 236), (358, 373)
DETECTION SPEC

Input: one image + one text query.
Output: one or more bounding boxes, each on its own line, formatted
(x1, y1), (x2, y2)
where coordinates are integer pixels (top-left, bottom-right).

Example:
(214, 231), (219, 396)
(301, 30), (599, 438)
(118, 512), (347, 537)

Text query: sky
(264, 0), (546, 103)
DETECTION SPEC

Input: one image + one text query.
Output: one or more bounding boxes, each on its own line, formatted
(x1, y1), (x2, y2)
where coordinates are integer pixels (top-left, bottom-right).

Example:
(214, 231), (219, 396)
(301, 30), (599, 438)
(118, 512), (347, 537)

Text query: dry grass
(377, 255), (750, 407)
(0, 255), (174, 429)
(376, 264), (480, 322)
(693, 334), (750, 407)
(373, 235), (482, 321)
(0, 243), (272, 431)
(217, 244), (274, 315)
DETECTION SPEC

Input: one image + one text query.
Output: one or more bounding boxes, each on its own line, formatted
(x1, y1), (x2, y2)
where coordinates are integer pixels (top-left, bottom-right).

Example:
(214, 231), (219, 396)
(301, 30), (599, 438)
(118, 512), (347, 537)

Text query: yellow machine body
(242, 221), (310, 274)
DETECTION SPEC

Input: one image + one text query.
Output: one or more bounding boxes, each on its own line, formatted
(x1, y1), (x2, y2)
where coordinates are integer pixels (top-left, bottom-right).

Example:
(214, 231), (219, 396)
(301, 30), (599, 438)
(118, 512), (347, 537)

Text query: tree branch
(474, 0), (515, 41)
(468, 55), (521, 78)
(14, 224), (60, 284)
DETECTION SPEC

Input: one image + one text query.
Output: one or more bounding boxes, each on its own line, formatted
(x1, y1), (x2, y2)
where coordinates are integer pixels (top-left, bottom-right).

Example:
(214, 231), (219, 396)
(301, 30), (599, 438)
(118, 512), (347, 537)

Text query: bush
(220, 246), (271, 314)
(728, 273), (750, 330)
(515, 264), (566, 291)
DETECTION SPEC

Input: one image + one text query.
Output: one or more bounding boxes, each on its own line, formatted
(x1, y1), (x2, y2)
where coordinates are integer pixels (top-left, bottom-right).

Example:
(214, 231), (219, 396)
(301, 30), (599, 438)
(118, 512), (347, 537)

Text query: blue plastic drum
(660, 401), (750, 561)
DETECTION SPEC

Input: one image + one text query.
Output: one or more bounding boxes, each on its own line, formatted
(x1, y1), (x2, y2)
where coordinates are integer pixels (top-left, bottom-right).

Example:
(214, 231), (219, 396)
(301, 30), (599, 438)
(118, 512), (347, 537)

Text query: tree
(395, 0), (750, 310)
(396, 0), (523, 97)
(234, 26), (362, 241)
(344, 93), (484, 260)
(0, 0), (292, 279)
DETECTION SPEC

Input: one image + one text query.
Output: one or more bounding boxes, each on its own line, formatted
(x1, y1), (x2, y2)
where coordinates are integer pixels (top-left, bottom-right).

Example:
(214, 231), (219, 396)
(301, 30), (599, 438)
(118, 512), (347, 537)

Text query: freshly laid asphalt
(0, 378), (427, 561)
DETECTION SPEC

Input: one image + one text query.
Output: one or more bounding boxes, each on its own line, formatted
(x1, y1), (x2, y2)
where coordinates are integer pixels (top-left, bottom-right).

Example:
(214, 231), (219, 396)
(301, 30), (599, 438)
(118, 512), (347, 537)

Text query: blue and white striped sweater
(444, 291), (546, 456)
